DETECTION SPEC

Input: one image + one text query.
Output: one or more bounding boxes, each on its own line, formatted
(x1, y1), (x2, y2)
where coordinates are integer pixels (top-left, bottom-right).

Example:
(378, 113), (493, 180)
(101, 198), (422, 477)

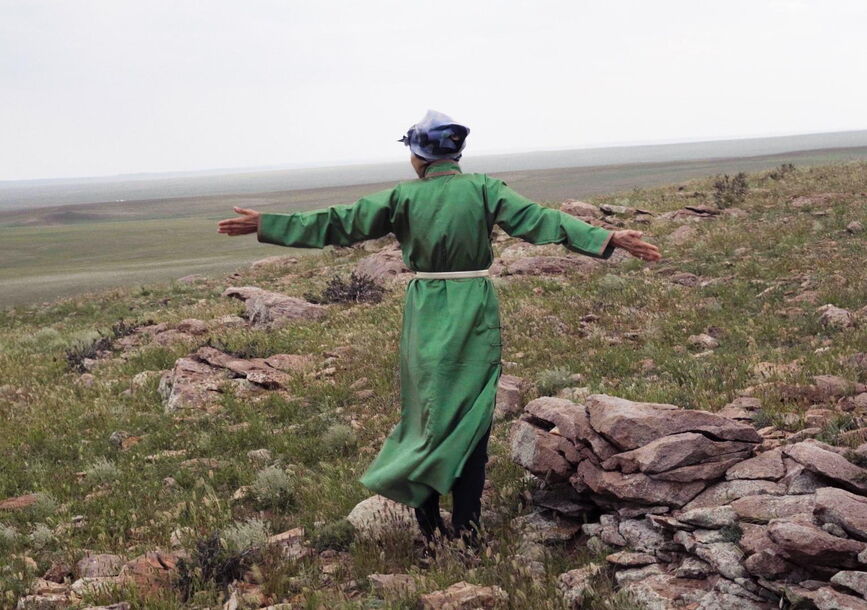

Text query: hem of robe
(358, 366), (501, 509)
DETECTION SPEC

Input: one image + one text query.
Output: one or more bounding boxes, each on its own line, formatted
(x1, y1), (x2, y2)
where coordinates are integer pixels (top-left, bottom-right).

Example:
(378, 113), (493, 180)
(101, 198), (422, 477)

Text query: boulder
(677, 506), (738, 529)
(726, 449), (785, 481)
(511, 510), (581, 544)
(222, 286), (326, 328)
(523, 397), (618, 460)
(831, 571), (867, 599)
(346, 495), (416, 538)
(783, 441), (867, 495)
(692, 542), (746, 580)
(76, 553), (124, 578)
(558, 563), (604, 609)
(601, 432), (754, 475)
(768, 517), (866, 569)
(0, 493), (40, 511)
(367, 573), (417, 597)
(729, 494), (816, 523)
(494, 375), (528, 420)
(158, 357), (229, 412)
(606, 551), (657, 567)
(814, 487), (867, 540)
(510, 420), (576, 479)
(585, 394), (761, 451)
(817, 304), (855, 329)
(354, 248), (411, 284)
(561, 200), (603, 219)
(682, 480), (784, 511)
(418, 581), (508, 609)
(117, 551), (181, 597)
(575, 459), (706, 508)
(717, 397), (762, 422)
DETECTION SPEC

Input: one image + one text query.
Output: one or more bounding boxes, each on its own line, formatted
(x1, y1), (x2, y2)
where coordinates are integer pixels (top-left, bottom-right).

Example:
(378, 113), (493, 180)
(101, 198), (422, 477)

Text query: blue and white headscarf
(399, 110), (470, 161)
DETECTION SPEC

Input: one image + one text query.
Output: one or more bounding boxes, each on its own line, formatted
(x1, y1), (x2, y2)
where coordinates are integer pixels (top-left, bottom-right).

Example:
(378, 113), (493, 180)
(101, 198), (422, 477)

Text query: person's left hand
(218, 207), (261, 236)
(611, 230), (661, 262)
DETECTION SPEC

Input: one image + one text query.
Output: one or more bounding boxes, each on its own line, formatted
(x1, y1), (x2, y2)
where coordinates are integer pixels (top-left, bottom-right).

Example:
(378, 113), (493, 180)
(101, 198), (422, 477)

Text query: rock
(717, 397), (762, 422)
(677, 506), (738, 529)
(692, 542), (746, 580)
(817, 304), (856, 329)
(601, 432), (754, 476)
(247, 449), (272, 463)
(615, 563), (665, 585)
(267, 527), (312, 560)
(675, 557), (713, 579)
(558, 563), (603, 609)
(729, 493), (816, 523)
(768, 517), (866, 569)
(523, 396), (618, 460)
(814, 487), (867, 541)
(503, 256), (599, 276)
(618, 518), (668, 552)
(510, 420), (576, 479)
(117, 551), (180, 597)
(671, 271), (701, 286)
(71, 577), (121, 597)
(367, 573), (417, 597)
(606, 551), (657, 567)
(726, 449), (786, 481)
(76, 553), (124, 578)
(158, 357), (229, 412)
(346, 495), (416, 538)
(250, 255), (298, 269)
(585, 394), (761, 451)
(743, 550), (794, 580)
(689, 333), (720, 349)
(14, 595), (69, 610)
(831, 571), (867, 598)
(813, 375), (855, 399)
(799, 586), (867, 610)
(576, 459), (706, 507)
(847, 221), (864, 234)
(354, 248), (411, 284)
(494, 375), (528, 420)
(561, 200), (603, 219)
(682, 480), (785, 511)
(0, 493), (40, 511)
(620, 574), (716, 610)
(668, 224), (698, 245)
(418, 581), (508, 609)
(782, 459), (829, 494)
(222, 286), (326, 328)
(783, 441), (867, 495)
(531, 484), (594, 518)
(511, 510), (581, 544)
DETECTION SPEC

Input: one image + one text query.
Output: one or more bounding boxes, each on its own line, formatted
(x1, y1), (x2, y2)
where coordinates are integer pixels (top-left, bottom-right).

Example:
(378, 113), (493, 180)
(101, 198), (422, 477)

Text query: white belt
(414, 269), (490, 279)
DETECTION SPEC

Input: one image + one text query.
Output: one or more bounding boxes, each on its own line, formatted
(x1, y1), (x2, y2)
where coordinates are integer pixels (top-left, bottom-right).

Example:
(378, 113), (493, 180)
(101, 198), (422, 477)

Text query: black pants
(414, 425), (491, 544)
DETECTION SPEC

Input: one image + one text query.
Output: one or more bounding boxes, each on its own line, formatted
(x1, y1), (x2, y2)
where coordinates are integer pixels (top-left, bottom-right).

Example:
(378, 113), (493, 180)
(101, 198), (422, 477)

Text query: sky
(1, 0), (866, 181)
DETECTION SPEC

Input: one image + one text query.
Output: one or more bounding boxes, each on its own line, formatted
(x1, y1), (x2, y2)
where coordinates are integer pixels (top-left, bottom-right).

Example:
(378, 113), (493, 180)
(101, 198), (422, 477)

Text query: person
(217, 110), (661, 548)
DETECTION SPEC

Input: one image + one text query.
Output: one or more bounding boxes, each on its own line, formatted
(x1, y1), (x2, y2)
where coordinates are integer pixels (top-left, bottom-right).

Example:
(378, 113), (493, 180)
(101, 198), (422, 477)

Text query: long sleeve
(257, 187), (397, 248)
(484, 176), (614, 259)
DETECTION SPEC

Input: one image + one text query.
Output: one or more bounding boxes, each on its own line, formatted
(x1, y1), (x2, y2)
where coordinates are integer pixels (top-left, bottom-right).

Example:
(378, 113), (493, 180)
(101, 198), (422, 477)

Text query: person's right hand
(218, 207), (261, 236)
(611, 230), (661, 262)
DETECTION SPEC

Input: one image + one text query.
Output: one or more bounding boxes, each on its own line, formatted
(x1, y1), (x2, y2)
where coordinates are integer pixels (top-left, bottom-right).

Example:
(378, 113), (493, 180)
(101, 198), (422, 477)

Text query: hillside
(0, 162), (865, 609)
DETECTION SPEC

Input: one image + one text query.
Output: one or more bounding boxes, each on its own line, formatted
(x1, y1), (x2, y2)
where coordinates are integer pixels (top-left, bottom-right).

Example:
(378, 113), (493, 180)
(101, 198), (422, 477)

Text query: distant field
(2, 145), (867, 307)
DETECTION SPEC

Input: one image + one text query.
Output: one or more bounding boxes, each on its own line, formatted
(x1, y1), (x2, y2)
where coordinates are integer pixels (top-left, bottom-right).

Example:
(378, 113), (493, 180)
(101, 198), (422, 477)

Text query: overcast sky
(2, 0), (866, 181)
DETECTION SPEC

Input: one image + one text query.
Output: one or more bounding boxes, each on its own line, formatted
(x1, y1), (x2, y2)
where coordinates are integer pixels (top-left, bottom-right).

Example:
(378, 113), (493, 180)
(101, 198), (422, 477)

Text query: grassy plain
(2, 147), (866, 306)
(0, 161), (864, 608)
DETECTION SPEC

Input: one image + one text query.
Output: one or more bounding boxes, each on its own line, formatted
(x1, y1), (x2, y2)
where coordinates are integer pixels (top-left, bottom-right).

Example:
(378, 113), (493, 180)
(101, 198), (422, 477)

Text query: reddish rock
(494, 375), (529, 420)
(586, 394), (761, 451)
(602, 432), (753, 475)
(511, 420), (578, 479)
(354, 247), (411, 284)
(0, 493), (40, 511)
(649, 457), (744, 483)
(717, 397), (762, 421)
(682, 479), (785, 511)
(783, 441), (867, 495)
(726, 448), (785, 480)
(118, 551), (181, 597)
(523, 397), (618, 460)
(418, 581), (508, 609)
(744, 550), (795, 579)
(729, 493), (816, 523)
(575, 459), (706, 508)
(817, 304), (856, 329)
(76, 553), (124, 578)
(561, 200), (603, 219)
(814, 487), (867, 541)
(768, 517), (866, 569)
(368, 573), (417, 597)
(222, 286), (326, 328)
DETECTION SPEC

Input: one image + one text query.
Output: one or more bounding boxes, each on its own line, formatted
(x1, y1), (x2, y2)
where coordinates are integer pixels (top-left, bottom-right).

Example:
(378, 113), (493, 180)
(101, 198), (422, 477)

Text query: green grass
(0, 161), (865, 608)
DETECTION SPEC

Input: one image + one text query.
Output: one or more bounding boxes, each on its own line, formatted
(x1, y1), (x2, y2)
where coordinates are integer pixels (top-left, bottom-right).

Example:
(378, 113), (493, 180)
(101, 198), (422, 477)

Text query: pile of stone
(158, 346), (313, 412)
(511, 393), (867, 609)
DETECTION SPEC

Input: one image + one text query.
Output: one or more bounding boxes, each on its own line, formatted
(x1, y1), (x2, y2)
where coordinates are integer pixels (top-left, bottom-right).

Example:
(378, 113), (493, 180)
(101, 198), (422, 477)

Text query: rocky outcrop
(418, 581), (508, 609)
(510, 392), (867, 608)
(223, 286), (326, 328)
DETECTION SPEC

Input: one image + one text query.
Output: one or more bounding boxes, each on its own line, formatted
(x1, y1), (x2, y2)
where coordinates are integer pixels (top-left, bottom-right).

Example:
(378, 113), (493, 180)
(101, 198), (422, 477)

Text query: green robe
(257, 160), (614, 508)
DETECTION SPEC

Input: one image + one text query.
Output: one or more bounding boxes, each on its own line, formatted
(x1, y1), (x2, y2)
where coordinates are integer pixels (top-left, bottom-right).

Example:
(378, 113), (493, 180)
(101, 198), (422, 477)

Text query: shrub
(65, 333), (113, 373)
(322, 424), (357, 456)
(28, 523), (55, 549)
(223, 518), (270, 553)
(536, 367), (574, 396)
(83, 457), (119, 487)
(0, 524), (20, 549)
(176, 531), (252, 600)
(251, 466), (294, 509)
(768, 163), (796, 180)
(305, 273), (386, 304)
(311, 519), (355, 551)
(712, 172), (749, 208)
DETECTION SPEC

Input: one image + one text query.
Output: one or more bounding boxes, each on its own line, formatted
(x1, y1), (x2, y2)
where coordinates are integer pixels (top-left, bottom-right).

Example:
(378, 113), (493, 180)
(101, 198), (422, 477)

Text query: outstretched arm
(217, 187), (397, 248)
(485, 177), (660, 262)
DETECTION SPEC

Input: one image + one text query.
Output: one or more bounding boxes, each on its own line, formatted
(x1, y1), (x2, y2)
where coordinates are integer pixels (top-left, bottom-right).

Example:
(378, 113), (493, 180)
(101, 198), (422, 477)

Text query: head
(399, 110), (469, 175)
